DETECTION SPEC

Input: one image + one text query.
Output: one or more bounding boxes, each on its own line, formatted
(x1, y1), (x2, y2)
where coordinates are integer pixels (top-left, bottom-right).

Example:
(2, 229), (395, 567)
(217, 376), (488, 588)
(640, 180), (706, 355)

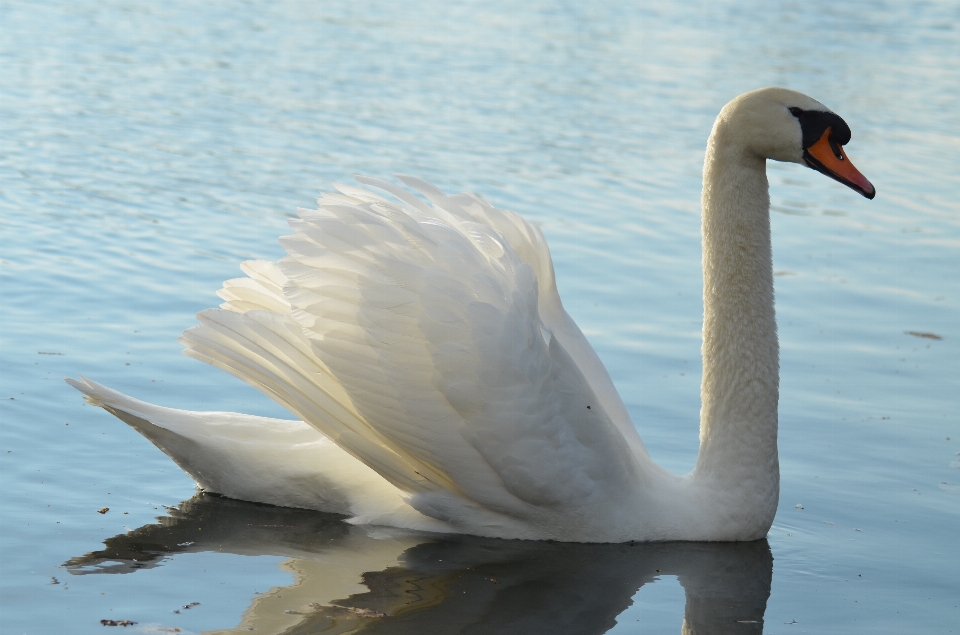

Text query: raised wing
(391, 175), (643, 453)
(184, 178), (642, 538)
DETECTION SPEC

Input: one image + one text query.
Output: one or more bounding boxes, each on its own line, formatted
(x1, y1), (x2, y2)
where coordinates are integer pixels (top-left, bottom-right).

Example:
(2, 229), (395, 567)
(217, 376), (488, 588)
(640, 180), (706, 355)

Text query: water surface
(1, 0), (958, 633)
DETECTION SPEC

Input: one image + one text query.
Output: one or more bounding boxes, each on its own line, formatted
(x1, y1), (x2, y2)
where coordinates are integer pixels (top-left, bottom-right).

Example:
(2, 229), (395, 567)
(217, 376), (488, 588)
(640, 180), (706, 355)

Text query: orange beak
(804, 127), (875, 199)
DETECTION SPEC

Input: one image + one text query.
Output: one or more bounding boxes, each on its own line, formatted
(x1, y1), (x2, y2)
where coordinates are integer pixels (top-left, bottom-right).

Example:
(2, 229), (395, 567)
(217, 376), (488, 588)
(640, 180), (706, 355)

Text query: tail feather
(65, 377), (447, 530)
(66, 376), (351, 513)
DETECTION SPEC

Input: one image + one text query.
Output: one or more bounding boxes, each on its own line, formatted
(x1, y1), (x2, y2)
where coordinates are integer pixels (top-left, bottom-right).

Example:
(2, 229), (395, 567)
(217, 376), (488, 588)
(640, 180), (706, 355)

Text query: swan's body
(69, 88), (874, 543)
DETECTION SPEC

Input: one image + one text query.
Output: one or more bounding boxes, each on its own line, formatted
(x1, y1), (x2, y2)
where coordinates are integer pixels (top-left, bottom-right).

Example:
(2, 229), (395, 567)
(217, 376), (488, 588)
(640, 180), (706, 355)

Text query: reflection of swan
(66, 493), (774, 634)
(68, 88), (874, 542)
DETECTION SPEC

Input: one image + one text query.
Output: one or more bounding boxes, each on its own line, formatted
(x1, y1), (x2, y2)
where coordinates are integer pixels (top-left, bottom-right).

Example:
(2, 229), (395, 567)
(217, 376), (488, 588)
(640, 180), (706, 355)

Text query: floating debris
(488, 578), (499, 584)
(97, 508), (109, 514)
(345, 607), (387, 618)
(795, 503), (804, 509)
(308, 604), (388, 618)
(181, 601), (200, 609)
(100, 619), (137, 626)
(38, 352), (63, 355)
(905, 331), (943, 340)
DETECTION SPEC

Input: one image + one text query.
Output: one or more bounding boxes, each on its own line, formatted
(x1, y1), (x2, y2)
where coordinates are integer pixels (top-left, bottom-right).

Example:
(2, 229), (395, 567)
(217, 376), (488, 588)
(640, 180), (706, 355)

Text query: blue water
(2, 0), (958, 633)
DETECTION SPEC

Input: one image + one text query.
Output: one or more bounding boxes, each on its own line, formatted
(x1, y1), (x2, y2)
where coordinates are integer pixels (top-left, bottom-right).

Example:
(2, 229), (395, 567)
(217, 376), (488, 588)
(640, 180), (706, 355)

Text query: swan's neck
(693, 124), (779, 511)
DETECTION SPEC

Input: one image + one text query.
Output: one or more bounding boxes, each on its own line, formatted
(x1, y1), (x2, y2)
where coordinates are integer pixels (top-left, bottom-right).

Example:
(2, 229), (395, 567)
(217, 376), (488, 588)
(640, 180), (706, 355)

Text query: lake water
(1, 0), (958, 633)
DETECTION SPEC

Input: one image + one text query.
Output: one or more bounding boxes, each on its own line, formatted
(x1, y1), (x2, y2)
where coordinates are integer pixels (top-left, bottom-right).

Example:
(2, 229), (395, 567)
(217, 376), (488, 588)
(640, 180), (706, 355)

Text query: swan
(68, 88), (874, 543)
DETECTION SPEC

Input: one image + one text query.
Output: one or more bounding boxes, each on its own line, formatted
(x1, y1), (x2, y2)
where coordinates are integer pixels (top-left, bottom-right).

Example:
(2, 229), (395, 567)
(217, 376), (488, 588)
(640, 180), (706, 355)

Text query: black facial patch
(788, 107), (852, 149)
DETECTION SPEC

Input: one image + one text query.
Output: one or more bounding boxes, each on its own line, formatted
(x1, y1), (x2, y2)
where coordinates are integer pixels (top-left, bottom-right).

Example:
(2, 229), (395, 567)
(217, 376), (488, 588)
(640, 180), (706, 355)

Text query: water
(1, 0), (957, 632)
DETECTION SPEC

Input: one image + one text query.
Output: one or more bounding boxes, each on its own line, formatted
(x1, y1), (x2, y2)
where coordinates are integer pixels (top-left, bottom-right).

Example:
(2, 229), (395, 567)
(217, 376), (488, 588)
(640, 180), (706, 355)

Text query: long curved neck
(692, 121), (779, 506)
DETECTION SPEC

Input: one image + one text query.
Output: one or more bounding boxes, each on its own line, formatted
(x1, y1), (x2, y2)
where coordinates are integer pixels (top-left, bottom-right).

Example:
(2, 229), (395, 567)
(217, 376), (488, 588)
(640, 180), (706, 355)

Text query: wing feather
(181, 178), (642, 535)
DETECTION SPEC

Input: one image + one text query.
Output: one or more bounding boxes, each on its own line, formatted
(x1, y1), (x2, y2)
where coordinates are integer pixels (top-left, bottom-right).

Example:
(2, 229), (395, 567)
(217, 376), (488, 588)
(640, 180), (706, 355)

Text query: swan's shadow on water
(65, 493), (772, 634)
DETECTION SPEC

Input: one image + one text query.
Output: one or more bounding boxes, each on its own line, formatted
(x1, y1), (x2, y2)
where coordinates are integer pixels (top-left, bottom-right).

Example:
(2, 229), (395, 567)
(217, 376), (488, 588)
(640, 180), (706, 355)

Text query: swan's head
(717, 87), (875, 199)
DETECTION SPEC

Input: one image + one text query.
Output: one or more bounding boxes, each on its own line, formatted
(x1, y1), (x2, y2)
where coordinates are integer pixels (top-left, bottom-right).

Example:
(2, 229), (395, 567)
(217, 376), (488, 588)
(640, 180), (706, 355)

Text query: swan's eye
(829, 137), (845, 161)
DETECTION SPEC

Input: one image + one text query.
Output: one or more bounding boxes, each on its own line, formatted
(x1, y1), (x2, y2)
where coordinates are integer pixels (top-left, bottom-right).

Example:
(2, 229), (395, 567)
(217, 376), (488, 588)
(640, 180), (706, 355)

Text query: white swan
(68, 88), (874, 543)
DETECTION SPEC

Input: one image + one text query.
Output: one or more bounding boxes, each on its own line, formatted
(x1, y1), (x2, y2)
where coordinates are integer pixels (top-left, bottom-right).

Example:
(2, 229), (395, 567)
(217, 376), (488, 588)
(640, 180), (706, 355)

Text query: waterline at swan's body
(69, 88), (874, 543)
